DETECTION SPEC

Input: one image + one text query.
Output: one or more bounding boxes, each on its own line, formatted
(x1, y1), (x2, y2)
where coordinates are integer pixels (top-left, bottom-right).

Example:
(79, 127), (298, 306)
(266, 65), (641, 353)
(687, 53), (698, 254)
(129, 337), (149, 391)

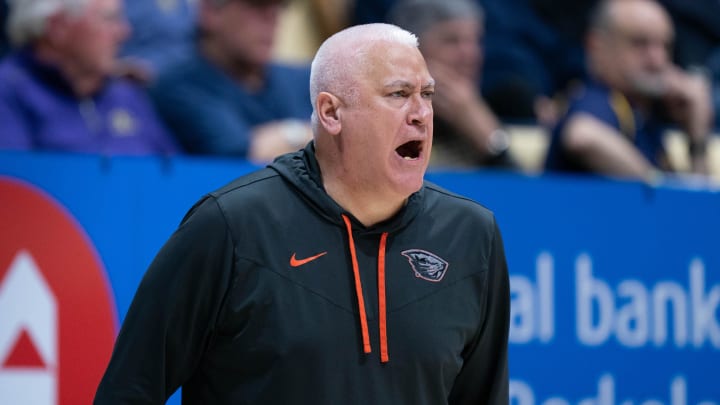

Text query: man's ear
(316, 92), (342, 135)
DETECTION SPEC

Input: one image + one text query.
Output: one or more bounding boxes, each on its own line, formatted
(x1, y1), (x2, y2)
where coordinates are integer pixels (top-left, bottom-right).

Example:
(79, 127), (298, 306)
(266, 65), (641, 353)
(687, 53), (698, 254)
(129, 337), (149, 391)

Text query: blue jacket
(150, 50), (312, 157)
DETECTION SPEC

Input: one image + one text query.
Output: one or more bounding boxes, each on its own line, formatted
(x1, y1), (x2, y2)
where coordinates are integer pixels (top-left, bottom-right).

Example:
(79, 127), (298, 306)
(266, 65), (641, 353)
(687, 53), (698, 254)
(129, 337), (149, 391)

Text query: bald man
(544, 0), (712, 181)
(95, 23), (510, 405)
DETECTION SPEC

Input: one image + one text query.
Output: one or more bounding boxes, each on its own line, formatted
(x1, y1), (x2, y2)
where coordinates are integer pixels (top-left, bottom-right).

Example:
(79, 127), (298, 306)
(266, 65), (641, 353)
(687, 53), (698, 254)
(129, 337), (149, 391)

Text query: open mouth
(395, 141), (423, 160)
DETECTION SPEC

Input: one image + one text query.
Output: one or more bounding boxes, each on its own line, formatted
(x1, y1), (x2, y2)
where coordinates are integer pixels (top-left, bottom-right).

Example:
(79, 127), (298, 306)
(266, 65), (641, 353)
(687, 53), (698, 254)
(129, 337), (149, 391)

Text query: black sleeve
(94, 196), (236, 404)
(448, 217), (510, 405)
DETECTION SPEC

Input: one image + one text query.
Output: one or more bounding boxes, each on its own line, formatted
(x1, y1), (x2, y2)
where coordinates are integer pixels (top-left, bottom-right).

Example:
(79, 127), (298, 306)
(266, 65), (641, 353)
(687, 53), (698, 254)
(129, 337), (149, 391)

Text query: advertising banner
(1, 152), (718, 404)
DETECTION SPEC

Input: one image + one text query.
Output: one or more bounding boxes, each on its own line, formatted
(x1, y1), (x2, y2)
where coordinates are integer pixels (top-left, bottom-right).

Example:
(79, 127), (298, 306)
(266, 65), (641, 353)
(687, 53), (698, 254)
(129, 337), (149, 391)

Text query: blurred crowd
(0, 0), (718, 183)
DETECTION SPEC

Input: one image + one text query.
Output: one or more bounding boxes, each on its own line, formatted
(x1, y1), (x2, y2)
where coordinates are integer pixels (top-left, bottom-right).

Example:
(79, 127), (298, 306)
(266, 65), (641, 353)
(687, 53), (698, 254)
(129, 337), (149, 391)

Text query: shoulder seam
(424, 183), (491, 210)
(210, 169), (281, 198)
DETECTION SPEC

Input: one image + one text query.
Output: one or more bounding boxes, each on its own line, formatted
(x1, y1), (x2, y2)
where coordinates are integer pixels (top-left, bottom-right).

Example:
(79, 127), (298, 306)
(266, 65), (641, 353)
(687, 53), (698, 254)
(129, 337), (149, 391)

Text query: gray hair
(387, 0), (483, 38)
(7, 0), (90, 46)
(309, 23), (418, 124)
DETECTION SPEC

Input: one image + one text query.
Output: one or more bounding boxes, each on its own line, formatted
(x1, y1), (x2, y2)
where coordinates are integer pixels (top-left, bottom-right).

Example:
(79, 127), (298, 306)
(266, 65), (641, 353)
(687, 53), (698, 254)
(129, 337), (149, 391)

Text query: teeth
(403, 156), (415, 160)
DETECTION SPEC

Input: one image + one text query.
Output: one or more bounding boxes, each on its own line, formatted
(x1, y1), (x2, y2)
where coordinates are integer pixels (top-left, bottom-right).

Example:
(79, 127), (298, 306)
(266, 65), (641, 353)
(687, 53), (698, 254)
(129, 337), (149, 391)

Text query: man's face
(203, 0), (283, 67)
(597, 1), (673, 97)
(60, 0), (129, 76)
(419, 17), (482, 81)
(338, 42), (434, 199)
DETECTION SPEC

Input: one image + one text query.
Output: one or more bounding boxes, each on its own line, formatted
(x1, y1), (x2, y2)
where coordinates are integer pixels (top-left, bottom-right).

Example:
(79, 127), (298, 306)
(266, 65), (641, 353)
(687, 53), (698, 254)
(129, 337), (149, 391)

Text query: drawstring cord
(378, 232), (389, 362)
(342, 214), (390, 363)
(342, 215), (371, 355)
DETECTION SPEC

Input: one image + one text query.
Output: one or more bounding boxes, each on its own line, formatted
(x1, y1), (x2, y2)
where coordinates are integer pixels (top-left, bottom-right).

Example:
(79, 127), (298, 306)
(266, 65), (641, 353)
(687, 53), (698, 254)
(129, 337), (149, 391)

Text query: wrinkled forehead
(357, 41), (430, 81)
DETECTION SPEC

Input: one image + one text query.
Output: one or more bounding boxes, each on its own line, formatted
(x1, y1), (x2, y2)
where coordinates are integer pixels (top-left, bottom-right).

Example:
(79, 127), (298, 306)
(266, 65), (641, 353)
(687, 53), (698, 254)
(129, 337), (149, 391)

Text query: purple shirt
(0, 50), (179, 155)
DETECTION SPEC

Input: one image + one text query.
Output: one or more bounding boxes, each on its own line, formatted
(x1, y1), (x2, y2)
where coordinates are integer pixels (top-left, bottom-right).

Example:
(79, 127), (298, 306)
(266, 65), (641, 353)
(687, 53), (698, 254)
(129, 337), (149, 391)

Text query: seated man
(544, 0), (712, 181)
(150, 0), (313, 162)
(388, 0), (517, 169)
(0, 0), (178, 155)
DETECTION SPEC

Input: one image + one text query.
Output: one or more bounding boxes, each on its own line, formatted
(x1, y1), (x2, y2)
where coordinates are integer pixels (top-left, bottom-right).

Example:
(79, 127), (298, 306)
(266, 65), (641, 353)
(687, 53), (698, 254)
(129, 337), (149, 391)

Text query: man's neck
(318, 161), (407, 227)
(326, 180), (407, 227)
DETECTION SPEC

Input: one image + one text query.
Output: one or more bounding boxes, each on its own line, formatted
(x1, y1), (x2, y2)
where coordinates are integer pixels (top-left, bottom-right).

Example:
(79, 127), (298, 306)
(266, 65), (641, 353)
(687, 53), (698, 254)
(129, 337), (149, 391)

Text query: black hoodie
(95, 143), (510, 405)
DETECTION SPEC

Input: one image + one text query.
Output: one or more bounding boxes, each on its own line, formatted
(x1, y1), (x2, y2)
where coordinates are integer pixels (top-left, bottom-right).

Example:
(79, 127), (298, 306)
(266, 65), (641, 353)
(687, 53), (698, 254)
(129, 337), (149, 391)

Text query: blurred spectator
(388, 0), (516, 169)
(0, 0), (178, 155)
(150, 0), (313, 162)
(341, 0), (568, 126)
(118, 0), (198, 81)
(544, 0), (712, 181)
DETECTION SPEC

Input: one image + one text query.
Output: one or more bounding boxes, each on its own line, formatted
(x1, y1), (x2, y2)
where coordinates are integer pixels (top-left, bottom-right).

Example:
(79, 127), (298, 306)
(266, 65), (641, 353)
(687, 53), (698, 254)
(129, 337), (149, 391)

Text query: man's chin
(393, 176), (424, 198)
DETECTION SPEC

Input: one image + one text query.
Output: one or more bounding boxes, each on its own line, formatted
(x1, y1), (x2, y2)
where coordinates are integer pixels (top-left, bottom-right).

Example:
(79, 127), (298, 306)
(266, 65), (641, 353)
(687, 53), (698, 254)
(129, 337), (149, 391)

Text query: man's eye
(422, 91), (435, 99)
(390, 91), (407, 97)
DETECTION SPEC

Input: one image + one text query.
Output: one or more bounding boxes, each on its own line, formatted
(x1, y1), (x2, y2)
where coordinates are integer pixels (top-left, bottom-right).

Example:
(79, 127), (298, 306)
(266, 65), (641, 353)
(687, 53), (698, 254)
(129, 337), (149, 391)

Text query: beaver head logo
(401, 249), (449, 282)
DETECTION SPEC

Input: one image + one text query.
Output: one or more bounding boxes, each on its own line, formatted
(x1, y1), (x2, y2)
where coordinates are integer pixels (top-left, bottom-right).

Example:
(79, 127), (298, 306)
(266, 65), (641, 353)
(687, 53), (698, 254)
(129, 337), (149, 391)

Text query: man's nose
(407, 95), (432, 126)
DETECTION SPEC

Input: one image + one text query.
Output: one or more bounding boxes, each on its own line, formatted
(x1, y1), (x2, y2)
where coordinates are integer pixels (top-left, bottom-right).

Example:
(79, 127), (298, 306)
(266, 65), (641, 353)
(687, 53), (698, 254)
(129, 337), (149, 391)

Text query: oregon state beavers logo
(401, 249), (449, 282)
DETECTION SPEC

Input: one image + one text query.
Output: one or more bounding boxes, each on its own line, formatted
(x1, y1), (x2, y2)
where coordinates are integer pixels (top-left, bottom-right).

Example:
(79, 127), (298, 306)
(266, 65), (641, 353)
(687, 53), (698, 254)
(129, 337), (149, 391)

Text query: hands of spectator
(249, 120), (312, 163)
(660, 66), (713, 174)
(662, 66), (712, 138)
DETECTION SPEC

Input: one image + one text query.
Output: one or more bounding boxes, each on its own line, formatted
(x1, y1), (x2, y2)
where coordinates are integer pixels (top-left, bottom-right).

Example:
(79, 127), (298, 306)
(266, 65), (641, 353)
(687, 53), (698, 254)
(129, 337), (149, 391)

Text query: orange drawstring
(342, 215), (371, 354)
(341, 215), (390, 363)
(378, 232), (389, 363)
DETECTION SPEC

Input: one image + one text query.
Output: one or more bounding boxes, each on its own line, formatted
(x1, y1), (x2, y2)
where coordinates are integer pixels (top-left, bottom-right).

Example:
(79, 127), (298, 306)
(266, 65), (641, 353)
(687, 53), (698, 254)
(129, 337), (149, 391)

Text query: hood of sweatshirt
(269, 142), (425, 235)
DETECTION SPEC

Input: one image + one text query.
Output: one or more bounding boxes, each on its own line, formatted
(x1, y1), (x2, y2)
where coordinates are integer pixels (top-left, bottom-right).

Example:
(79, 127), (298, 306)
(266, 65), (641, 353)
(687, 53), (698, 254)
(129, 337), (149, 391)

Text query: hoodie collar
(269, 142), (425, 235)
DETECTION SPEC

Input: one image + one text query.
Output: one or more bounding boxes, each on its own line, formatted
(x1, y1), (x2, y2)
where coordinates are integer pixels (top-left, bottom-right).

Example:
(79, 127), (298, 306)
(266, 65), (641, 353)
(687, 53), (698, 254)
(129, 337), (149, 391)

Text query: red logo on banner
(0, 177), (117, 404)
